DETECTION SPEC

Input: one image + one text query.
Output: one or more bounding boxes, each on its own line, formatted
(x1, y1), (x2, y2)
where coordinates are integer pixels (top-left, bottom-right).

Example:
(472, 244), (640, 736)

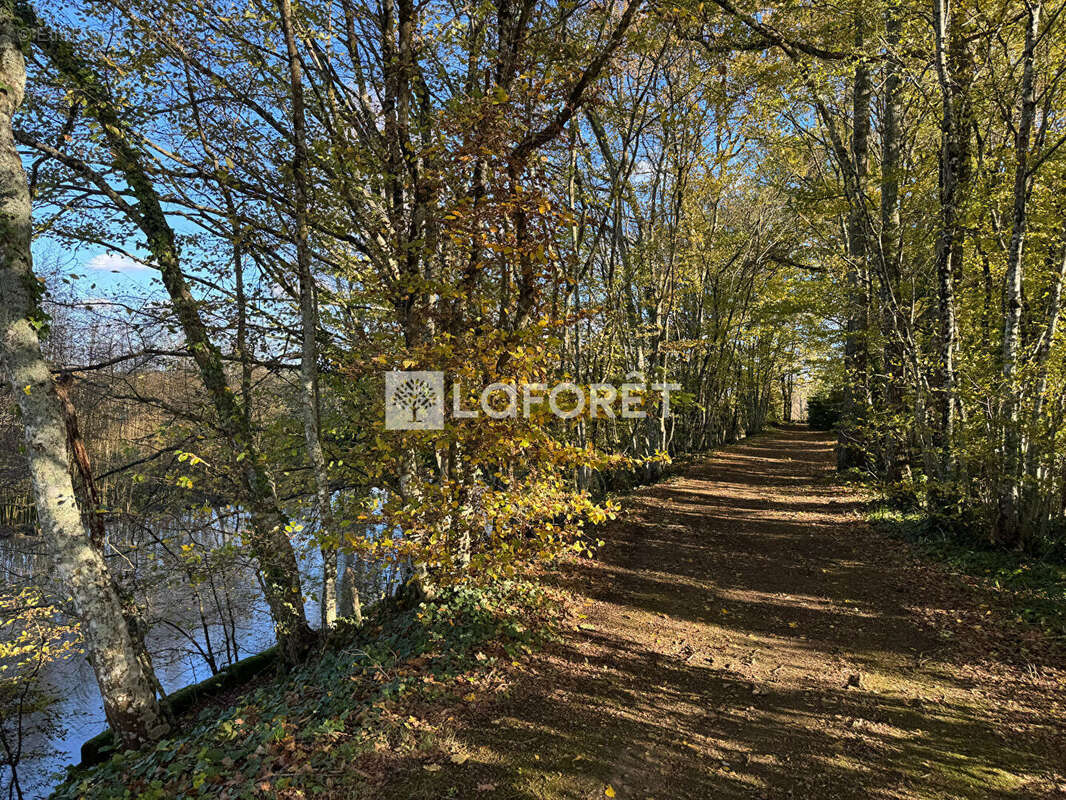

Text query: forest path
(388, 426), (1066, 800)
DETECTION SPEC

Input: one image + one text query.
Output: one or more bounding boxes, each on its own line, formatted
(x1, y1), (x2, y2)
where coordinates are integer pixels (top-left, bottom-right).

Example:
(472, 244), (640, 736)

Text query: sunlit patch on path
(384, 426), (1066, 800)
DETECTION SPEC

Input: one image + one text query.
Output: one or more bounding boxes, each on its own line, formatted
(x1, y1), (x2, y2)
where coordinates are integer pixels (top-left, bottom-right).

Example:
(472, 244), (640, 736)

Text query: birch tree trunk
(878, 0), (906, 481)
(1020, 238), (1066, 530)
(930, 0), (965, 498)
(277, 0), (338, 630)
(997, 0), (1043, 546)
(0, 9), (167, 747)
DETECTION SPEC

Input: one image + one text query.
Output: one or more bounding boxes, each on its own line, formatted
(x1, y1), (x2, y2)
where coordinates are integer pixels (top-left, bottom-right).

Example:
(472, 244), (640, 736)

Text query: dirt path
(389, 427), (1066, 800)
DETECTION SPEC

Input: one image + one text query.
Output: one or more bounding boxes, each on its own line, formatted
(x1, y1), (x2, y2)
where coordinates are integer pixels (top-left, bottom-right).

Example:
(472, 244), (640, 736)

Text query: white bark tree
(0, 4), (167, 747)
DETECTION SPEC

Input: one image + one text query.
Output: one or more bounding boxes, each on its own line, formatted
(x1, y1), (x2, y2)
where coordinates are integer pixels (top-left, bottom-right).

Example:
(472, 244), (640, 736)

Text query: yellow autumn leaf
(605, 786), (616, 798)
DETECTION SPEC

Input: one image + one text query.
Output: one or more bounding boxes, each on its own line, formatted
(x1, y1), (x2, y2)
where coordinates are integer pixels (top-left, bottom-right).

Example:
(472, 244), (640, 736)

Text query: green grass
(53, 580), (562, 800)
(867, 503), (1066, 639)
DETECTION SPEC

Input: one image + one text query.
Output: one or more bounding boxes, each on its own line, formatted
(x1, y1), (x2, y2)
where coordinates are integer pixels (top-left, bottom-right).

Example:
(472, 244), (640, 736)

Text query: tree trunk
(277, 0), (338, 629)
(781, 372), (794, 423)
(0, 11), (167, 746)
(20, 4), (316, 663)
(930, 0), (967, 500)
(55, 375), (172, 712)
(879, 0), (905, 481)
(339, 552), (363, 625)
(839, 8), (871, 471)
(996, 0), (1043, 546)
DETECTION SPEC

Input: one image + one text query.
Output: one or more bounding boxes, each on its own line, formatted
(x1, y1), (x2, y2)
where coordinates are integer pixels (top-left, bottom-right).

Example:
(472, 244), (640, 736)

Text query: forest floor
(381, 425), (1066, 800)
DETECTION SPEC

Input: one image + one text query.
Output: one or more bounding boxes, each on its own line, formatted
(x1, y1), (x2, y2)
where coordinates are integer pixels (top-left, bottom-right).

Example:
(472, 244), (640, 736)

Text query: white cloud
(633, 158), (654, 185)
(85, 252), (151, 273)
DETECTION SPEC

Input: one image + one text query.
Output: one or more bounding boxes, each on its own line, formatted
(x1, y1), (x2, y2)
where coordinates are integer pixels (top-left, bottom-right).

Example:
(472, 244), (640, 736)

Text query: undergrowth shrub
(53, 580), (560, 800)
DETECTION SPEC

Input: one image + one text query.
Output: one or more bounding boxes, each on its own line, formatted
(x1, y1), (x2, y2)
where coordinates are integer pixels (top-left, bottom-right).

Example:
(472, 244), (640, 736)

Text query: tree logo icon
(385, 371), (444, 430)
(394, 377), (435, 422)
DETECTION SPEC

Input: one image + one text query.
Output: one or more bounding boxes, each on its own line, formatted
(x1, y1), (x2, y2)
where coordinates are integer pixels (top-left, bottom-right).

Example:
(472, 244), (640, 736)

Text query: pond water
(20, 582), (276, 799)
(1, 515), (393, 800)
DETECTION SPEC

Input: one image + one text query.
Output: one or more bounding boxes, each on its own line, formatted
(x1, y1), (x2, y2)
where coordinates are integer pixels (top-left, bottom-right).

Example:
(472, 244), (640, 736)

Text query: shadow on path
(384, 427), (1066, 800)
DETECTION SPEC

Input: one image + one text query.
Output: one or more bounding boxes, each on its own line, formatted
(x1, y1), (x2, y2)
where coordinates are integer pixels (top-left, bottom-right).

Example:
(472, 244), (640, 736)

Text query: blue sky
(31, 231), (165, 302)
